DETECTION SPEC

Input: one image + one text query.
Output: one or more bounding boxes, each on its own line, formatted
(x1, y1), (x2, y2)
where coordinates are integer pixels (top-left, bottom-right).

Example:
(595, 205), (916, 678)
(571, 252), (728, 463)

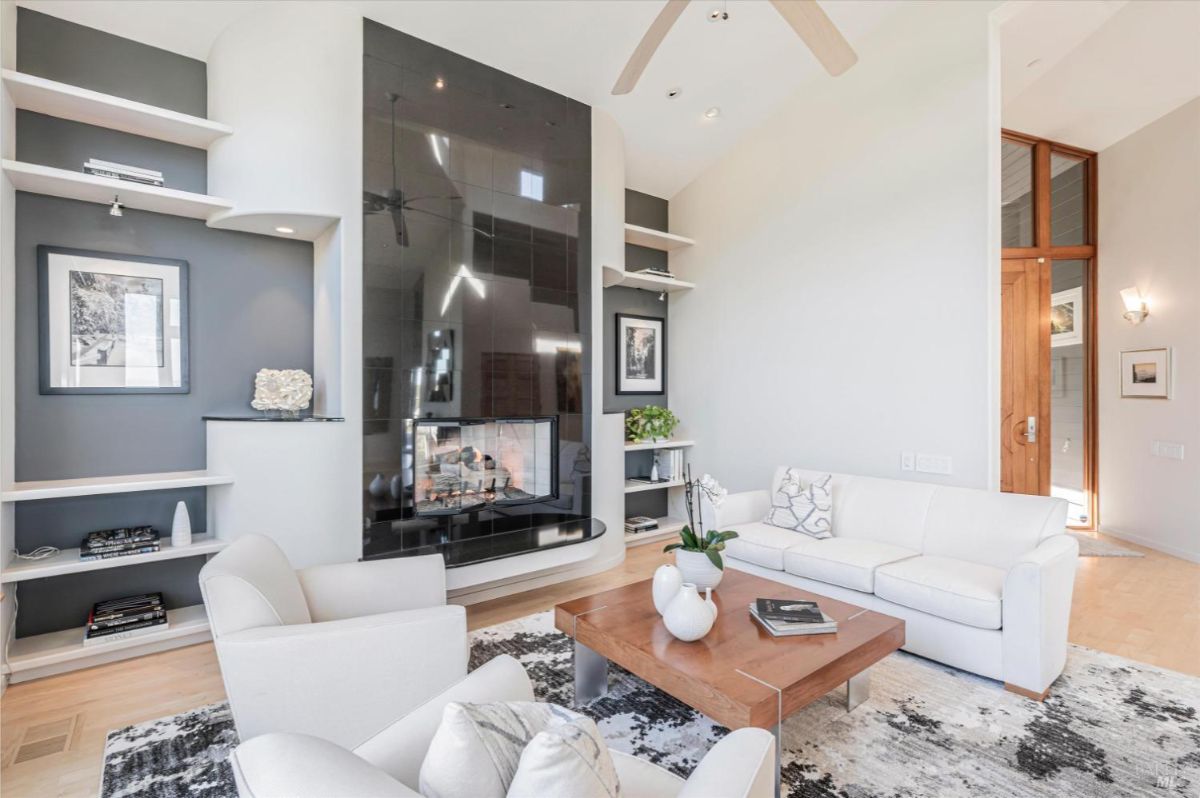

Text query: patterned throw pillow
(763, 469), (833, 538)
(508, 713), (621, 798)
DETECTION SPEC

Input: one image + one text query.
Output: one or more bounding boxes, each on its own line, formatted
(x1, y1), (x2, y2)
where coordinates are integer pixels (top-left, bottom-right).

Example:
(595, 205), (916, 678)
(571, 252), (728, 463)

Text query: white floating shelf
(2, 160), (233, 220)
(1, 534), (227, 583)
(207, 209), (340, 242)
(625, 439), (695, 452)
(625, 516), (687, 547)
(2, 605), (210, 676)
(2, 69), (233, 148)
(624, 223), (695, 251)
(602, 264), (695, 293)
(1, 470), (234, 502)
(625, 478), (686, 494)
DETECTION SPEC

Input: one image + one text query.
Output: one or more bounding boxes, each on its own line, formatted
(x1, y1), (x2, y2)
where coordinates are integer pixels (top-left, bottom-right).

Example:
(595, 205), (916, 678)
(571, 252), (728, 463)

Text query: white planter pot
(662, 583), (717, 642)
(675, 549), (724, 590)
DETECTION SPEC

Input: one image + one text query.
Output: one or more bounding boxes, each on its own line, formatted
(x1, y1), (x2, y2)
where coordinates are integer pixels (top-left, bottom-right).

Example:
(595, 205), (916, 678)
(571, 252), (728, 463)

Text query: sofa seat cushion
(783, 539), (919, 593)
(723, 522), (820, 571)
(874, 556), (1006, 630)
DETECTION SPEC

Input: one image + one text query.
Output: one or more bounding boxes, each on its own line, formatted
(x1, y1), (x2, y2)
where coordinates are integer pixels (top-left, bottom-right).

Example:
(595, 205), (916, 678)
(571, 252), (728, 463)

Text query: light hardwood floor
(2, 537), (1196, 798)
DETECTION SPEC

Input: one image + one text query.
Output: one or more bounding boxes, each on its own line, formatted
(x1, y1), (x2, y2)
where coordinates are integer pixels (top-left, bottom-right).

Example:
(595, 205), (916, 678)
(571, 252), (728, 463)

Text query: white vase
(675, 549), (724, 590)
(652, 564), (684, 615)
(663, 583), (717, 642)
(171, 501), (192, 547)
(368, 473), (388, 498)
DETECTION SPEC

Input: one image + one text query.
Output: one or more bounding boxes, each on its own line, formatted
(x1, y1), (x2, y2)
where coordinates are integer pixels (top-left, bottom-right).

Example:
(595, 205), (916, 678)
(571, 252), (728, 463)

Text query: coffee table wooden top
(555, 569), (904, 729)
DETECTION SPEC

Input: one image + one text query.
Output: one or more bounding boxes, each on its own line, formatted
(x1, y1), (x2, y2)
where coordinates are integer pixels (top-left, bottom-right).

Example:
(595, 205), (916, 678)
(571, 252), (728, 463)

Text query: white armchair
(199, 535), (467, 749)
(231, 654), (777, 798)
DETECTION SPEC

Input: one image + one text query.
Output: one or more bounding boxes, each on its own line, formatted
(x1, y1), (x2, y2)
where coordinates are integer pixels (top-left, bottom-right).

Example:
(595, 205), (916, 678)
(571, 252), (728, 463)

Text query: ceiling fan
(612, 0), (857, 95)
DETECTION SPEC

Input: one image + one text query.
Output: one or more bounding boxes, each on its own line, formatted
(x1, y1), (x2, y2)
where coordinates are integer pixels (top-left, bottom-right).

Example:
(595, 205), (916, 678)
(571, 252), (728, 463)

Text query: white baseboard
(449, 548), (627, 606)
(1099, 527), (1200, 564)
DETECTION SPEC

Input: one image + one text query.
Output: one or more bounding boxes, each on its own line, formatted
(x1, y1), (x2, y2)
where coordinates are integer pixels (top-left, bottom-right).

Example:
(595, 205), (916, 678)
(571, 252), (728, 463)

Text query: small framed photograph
(39, 246), (189, 394)
(1120, 348), (1170, 399)
(616, 313), (664, 395)
(1050, 287), (1083, 348)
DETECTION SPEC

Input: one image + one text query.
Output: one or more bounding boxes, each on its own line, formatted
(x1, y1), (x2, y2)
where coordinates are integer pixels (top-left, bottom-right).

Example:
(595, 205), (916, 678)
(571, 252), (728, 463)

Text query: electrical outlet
(1152, 441), (1185, 460)
(915, 453), (953, 475)
(901, 452), (915, 471)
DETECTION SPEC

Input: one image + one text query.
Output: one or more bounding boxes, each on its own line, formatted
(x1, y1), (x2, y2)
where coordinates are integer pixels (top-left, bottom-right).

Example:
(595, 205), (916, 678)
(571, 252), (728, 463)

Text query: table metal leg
(574, 640), (608, 705)
(771, 722), (782, 797)
(846, 669), (870, 711)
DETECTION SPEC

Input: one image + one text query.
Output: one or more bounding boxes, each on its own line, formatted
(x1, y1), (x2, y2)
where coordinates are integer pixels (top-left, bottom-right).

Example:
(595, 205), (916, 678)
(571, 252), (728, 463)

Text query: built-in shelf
(1, 470), (234, 502)
(207, 209), (340, 242)
(602, 264), (695, 293)
(1, 534), (227, 583)
(2, 69), (233, 148)
(625, 478), (686, 494)
(1, 605), (210, 676)
(2, 160), (233, 220)
(624, 223), (695, 251)
(625, 439), (695, 452)
(624, 516), (687, 547)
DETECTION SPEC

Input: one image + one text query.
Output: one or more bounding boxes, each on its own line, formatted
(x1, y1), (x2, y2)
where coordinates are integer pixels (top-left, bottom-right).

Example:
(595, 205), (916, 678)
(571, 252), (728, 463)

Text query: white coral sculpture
(251, 368), (313, 412)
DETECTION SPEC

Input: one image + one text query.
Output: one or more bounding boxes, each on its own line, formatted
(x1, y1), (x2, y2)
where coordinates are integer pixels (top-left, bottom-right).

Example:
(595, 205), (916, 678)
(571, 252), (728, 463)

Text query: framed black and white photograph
(1050, 287), (1083, 348)
(1120, 348), (1170, 399)
(616, 312), (664, 395)
(38, 246), (189, 394)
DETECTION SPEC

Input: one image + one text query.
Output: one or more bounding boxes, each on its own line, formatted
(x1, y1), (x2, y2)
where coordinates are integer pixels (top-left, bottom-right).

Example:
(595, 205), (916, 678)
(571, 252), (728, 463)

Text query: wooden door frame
(1001, 129), (1099, 529)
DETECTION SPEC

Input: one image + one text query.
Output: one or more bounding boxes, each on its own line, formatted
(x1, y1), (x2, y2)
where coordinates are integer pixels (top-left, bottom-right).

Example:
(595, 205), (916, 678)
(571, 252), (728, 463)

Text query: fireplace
(413, 417), (558, 516)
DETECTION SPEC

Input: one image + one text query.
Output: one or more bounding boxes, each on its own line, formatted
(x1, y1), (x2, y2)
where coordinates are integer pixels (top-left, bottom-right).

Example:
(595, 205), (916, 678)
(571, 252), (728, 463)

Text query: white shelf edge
(2, 534), (227, 583)
(624, 439), (695, 452)
(2, 160), (234, 221)
(624, 478), (686, 494)
(2, 470), (234, 502)
(624, 223), (695, 251)
(207, 208), (340, 242)
(624, 516), (687, 546)
(2, 605), (210, 674)
(2, 69), (232, 149)
(602, 264), (695, 293)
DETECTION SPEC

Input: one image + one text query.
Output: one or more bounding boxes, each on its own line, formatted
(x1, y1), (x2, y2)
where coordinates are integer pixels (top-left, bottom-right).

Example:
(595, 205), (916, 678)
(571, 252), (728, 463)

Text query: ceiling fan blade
(768, 0), (858, 77)
(612, 0), (691, 96)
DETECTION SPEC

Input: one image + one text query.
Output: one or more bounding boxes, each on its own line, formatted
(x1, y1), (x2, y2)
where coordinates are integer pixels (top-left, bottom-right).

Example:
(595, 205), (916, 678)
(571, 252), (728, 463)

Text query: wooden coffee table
(555, 569), (904, 790)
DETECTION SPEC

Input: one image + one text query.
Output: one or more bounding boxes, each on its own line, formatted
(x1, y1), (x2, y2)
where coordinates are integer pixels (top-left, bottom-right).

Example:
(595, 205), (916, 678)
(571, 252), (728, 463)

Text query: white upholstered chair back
(199, 535), (312, 637)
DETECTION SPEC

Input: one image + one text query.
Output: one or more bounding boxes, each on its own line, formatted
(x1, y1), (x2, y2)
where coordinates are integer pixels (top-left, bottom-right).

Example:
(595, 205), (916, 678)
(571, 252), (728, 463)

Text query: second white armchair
(199, 534), (467, 748)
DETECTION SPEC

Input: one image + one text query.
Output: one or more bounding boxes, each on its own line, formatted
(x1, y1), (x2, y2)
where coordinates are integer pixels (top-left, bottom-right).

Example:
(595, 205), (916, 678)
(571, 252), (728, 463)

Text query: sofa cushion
(783, 539), (919, 593)
(922, 487), (1067, 570)
(763, 470), (833, 539)
(874, 556), (1005, 630)
(723, 522), (820, 571)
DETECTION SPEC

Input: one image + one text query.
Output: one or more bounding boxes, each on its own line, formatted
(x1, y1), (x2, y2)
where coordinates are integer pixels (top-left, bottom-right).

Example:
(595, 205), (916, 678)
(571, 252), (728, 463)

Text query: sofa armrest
(1001, 534), (1079, 695)
(232, 733), (419, 798)
(678, 728), (775, 798)
(701, 489), (771, 529)
(354, 654), (534, 790)
(297, 554), (446, 621)
(217, 605), (467, 748)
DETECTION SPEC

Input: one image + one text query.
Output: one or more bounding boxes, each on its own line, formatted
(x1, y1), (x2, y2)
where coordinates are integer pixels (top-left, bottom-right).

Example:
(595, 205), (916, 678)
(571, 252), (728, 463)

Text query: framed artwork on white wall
(1120, 348), (1170, 399)
(38, 245), (189, 394)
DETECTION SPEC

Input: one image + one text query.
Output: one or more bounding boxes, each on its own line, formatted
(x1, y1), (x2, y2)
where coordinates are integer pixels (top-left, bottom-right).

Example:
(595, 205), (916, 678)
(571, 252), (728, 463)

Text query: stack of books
(749, 597), (838, 637)
(625, 516), (660, 535)
(80, 526), (160, 561)
(654, 448), (685, 481)
(85, 593), (168, 645)
(630, 267), (675, 279)
(82, 158), (165, 187)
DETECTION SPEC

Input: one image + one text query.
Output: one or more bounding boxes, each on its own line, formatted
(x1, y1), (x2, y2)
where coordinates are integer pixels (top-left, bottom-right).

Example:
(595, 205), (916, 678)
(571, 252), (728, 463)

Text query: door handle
(1025, 415), (1037, 443)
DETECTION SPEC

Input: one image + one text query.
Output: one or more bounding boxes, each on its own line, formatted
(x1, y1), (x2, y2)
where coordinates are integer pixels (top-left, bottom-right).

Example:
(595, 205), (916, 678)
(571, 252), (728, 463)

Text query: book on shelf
(627, 476), (674, 485)
(625, 516), (659, 533)
(85, 592), (169, 644)
(83, 617), (169, 645)
(80, 544), (161, 561)
(748, 602), (838, 637)
(630, 267), (675, 278)
(82, 158), (165, 186)
(654, 448), (684, 482)
(80, 526), (160, 560)
(89, 608), (167, 630)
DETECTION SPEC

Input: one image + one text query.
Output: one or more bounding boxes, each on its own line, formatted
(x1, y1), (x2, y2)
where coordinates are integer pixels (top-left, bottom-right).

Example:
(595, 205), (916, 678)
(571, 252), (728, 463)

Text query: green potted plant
(626, 406), (679, 443)
(663, 469), (738, 589)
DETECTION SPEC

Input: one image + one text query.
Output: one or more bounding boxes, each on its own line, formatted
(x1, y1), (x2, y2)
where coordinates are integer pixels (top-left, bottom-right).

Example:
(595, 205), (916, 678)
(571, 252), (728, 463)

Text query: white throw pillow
(507, 713), (620, 798)
(764, 469), (833, 538)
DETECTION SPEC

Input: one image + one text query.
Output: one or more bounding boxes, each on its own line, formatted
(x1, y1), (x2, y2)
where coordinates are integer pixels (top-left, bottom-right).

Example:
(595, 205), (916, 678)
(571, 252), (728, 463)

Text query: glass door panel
(1050, 152), (1087, 246)
(1002, 139), (1035, 247)
(1050, 259), (1090, 525)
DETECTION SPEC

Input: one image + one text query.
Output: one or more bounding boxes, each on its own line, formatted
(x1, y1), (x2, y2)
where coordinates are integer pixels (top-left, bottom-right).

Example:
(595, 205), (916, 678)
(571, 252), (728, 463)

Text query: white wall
(1097, 98), (1200, 562)
(668, 1), (1000, 493)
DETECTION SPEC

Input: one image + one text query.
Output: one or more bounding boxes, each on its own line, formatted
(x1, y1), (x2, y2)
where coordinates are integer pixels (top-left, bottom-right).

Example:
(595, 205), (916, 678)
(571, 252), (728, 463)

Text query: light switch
(1152, 441), (1185, 460)
(901, 452), (915, 471)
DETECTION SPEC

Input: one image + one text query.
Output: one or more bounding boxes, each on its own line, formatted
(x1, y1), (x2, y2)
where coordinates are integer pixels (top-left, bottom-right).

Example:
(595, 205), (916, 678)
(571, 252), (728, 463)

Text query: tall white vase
(171, 501), (192, 547)
(652, 564), (684, 615)
(675, 549), (724, 590)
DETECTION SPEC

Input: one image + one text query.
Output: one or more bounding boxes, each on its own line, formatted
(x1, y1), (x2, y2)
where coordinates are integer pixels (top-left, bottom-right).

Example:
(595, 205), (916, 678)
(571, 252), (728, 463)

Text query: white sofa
(231, 654), (777, 798)
(199, 535), (468, 748)
(705, 468), (1078, 697)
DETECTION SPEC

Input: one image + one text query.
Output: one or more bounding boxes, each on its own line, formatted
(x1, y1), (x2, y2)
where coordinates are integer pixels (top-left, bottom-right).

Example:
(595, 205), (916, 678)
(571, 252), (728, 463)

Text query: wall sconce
(1120, 287), (1148, 324)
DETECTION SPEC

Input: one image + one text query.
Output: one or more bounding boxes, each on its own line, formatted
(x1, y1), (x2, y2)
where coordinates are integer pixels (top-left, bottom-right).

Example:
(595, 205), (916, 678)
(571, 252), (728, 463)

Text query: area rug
(1070, 531), (1146, 558)
(101, 611), (1199, 798)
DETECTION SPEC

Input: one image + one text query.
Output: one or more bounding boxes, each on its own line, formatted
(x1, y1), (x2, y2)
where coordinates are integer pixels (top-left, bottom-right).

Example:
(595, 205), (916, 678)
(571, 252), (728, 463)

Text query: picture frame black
(615, 312), (665, 395)
(38, 245), (190, 394)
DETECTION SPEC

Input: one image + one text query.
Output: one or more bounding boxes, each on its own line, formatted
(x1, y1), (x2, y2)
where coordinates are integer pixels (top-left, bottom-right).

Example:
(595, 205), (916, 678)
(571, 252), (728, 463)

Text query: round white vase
(663, 583), (717, 642)
(652, 564), (683, 615)
(675, 549), (724, 590)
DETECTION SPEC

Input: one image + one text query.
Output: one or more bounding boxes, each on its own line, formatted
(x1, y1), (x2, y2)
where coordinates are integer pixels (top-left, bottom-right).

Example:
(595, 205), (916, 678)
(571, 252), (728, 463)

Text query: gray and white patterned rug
(101, 611), (1200, 797)
(1070, 531), (1145, 558)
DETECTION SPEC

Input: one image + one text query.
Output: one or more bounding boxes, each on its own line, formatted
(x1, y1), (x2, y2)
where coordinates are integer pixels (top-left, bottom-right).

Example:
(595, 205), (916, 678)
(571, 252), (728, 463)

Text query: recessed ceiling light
(666, 87), (682, 99)
(275, 226), (295, 234)
(434, 77), (445, 90)
(1026, 58), (1041, 69)
(704, 106), (721, 119)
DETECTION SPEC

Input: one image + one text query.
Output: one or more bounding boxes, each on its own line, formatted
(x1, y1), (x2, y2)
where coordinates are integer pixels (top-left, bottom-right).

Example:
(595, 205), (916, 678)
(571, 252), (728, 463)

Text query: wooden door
(1000, 258), (1050, 494)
